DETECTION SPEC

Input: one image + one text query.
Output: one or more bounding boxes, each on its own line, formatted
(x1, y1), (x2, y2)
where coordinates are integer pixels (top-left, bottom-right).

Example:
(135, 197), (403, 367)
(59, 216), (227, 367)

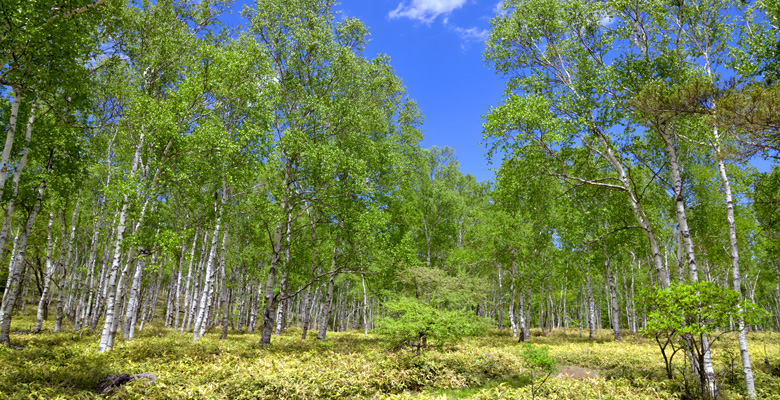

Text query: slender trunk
(220, 222), (230, 340)
(0, 168), (48, 346)
(90, 211), (117, 330)
(77, 215), (101, 331)
(775, 263), (780, 331)
(497, 262), (504, 330)
(509, 251), (518, 337)
(97, 132), (144, 353)
(193, 209), (222, 341)
(0, 87), (22, 202)
(594, 131), (669, 287)
(0, 101), (37, 264)
(422, 216), (431, 269)
(249, 273), (261, 333)
(361, 268), (368, 336)
(620, 260), (632, 333)
(260, 188), (290, 346)
(34, 213), (55, 333)
(168, 216), (188, 328)
(525, 282), (532, 338)
(630, 259), (636, 332)
(108, 245), (136, 349)
(562, 285), (567, 333)
(659, 127), (717, 399)
(301, 208), (319, 340)
(578, 284), (583, 338)
(714, 136), (755, 398)
(275, 211), (292, 336)
(317, 240), (340, 341)
(606, 257), (620, 341)
(56, 194), (81, 332)
(122, 254), (145, 340)
(587, 265), (594, 340)
(180, 228), (199, 334)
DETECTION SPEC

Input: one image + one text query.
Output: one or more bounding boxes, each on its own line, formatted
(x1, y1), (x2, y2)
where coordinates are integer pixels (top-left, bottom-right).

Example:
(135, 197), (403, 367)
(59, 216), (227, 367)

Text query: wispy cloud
(389, 0), (468, 23)
(493, 1), (508, 16)
(598, 14), (615, 26)
(453, 26), (488, 42)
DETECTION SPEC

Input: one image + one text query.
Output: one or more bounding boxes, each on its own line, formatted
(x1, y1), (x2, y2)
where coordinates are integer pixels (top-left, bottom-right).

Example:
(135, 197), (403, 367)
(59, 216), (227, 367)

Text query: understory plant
(378, 296), (489, 355)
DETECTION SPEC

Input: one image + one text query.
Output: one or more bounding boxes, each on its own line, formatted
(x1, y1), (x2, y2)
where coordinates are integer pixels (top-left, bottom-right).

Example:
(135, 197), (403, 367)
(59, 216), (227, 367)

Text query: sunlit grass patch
(3, 308), (780, 399)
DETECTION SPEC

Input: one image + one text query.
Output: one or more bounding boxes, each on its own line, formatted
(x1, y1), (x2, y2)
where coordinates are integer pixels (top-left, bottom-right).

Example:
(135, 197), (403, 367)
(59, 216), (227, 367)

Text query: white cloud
(453, 26), (488, 42)
(493, 1), (508, 16)
(597, 12), (615, 26)
(389, 0), (468, 23)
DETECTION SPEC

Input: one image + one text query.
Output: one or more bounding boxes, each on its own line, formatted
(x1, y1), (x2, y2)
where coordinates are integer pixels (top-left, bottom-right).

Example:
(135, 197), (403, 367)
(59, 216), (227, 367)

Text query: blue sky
(221, 0), (774, 180)
(223, 0), (506, 182)
(339, 0), (505, 183)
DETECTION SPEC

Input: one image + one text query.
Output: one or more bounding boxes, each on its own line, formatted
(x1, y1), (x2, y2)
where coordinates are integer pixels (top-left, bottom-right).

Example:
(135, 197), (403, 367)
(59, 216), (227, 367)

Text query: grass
(2, 308), (780, 399)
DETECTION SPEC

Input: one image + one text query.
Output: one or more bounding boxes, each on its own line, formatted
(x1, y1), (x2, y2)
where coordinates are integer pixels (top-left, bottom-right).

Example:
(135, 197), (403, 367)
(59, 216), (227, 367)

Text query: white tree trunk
(0, 87), (22, 200)
(318, 240), (340, 341)
(34, 213), (55, 333)
(606, 257), (620, 341)
(97, 132), (144, 353)
(594, 132), (669, 287)
(193, 205), (222, 341)
(361, 268), (368, 336)
(275, 211), (293, 336)
(180, 228), (200, 333)
(0, 101), (37, 264)
(54, 195), (81, 333)
(659, 127), (717, 399)
(587, 266), (595, 340)
(0, 173), (47, 345)
(714, 134), (755, 398)
(123, 255), (145, 340)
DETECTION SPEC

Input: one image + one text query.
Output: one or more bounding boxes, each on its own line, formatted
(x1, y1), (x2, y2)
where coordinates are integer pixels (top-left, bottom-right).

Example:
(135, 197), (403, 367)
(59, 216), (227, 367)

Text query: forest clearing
(2, 0), (780, 399)
(4, 307), (780, 400)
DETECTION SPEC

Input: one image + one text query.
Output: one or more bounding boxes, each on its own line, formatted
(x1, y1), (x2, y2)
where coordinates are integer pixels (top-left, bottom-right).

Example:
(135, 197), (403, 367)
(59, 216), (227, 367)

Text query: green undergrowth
(2, 309), (780, 399)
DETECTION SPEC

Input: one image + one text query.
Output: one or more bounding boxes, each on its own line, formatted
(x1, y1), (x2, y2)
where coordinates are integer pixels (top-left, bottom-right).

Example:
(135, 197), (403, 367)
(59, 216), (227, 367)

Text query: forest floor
(3, 309), (780, 399)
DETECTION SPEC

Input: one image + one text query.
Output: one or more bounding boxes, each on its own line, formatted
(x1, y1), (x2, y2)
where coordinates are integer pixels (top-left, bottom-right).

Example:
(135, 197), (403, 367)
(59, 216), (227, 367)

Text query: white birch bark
(497, 263), (504, 330)
(1, 229), (20, 321)
(0, 168), (48, 345)
(77, 214), (101, 331)
(0, 101), (37, 263)
(594, 132), (670, 288)
(90, 210), (118, 330)
(54, 195), (81, 333)
(275, 211), (293, 336)
(0, 87), (21, 200)
(620, 260), (633, 333)
(361, 267), (368, 336)
(217, 221), (230, 339)
(260, 205), (288, 345)
(123, 254), (145, 340)
(192, 201), (222, 341)
(509, 251), (518, 338)
(714, 134), (755, 398)
(220, 246), (231, 340)
(34, 213), (55, 333)
(168, 216), (188, 328)
(178, 228), (198, 333)
(587, 265), (595, 340)
(317, 240), (340, 341)
(97, 132), (144, 353)
(606, 257), (620, 341)
(658, 127), (717, 399)
(108, 244), (136, 349)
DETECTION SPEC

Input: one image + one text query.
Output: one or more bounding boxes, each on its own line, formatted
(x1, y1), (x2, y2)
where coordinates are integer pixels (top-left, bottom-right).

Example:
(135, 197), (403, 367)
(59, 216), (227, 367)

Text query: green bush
(378, 296), (489, 354)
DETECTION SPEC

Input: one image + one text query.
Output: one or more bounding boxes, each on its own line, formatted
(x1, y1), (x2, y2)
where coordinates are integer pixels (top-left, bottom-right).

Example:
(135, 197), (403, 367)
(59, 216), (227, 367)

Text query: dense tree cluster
(0, 1), (778, 399)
